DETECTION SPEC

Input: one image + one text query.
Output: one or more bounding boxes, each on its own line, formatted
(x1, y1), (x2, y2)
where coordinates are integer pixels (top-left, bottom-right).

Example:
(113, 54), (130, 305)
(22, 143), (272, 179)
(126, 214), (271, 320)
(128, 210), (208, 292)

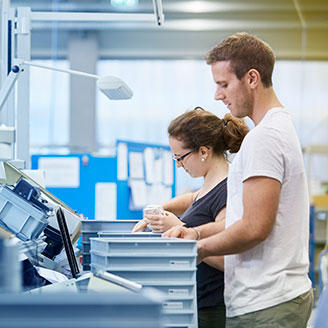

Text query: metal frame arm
(20, 60), (99, 80)
(0, 67), (21, 111)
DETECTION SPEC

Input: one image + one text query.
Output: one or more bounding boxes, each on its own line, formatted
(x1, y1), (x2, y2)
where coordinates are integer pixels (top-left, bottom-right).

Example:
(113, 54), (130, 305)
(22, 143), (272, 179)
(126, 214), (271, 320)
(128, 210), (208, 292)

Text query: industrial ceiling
(10, 0), (328, 60)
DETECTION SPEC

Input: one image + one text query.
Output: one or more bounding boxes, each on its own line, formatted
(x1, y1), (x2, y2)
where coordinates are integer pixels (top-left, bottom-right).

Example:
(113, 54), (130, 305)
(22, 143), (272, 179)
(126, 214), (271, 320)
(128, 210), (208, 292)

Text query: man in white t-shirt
(164, 32), (313, 327)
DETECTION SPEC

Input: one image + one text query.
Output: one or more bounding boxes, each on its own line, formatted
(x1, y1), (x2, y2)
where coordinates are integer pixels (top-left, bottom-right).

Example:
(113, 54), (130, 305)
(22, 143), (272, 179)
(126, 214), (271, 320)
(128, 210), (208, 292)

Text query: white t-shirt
(225, 107), (312, 317)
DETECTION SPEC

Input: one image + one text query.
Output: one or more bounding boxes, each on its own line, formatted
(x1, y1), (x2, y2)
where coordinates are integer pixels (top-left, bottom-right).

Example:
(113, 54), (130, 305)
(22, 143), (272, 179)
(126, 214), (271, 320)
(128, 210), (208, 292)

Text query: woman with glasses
(132, 107), (248, 328)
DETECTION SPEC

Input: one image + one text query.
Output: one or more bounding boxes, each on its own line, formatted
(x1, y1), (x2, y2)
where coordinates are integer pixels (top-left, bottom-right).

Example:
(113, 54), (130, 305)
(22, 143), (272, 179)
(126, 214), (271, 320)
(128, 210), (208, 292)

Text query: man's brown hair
(205, 32), (275, 88)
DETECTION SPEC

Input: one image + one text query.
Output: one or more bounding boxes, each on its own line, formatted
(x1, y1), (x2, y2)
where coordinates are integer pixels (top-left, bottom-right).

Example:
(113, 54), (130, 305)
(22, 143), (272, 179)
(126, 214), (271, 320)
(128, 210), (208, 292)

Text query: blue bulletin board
(31, 140), (176, 220)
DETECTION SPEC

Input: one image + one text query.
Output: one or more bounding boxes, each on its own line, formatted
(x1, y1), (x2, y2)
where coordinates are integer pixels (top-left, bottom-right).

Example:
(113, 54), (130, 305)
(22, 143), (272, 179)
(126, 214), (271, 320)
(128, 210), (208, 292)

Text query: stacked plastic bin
(81, 220), (140, 271)
(0, 290), (164, 328)
(90, 237), (198, 328)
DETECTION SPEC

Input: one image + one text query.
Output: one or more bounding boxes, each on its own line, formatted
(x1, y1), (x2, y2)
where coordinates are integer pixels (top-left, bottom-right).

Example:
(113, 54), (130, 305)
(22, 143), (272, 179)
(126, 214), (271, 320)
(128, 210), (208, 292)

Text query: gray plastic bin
(142, 284), (195, 299)
(0, 291), (163, 328)
(91, 250), (196, 270)
(81, 220), (140, 233)
(98, 232), (161, 238)
(90, 238), (197, 256)
(0, 185), (49, 241)
(91, 265), (197, 284)
(163, 299), (195, 312)
(81, 220), (143, 269)
(162, 311), (196, 327)
(81, 220), (141, 270)
(89, 237), (198, 328)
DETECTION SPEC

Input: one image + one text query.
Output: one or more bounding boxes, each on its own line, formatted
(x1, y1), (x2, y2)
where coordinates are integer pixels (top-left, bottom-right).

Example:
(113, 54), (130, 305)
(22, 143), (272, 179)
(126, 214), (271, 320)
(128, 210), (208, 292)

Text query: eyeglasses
(173, 150), (194, 163)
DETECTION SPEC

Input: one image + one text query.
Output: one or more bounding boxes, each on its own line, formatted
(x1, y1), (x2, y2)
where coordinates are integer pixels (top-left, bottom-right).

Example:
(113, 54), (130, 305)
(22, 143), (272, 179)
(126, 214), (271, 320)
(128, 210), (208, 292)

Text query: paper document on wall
(117, 143), (128, 180)
(38, 157), (80, 188)
(153, 158), (163, 183)
(147, 183), (172, 204)
(95, 182), (117, 220)
(162, 150), (173, 185)
(144, 147), (154, 183)
(129, 179), (147, 209)
(129, 152), (144, 179)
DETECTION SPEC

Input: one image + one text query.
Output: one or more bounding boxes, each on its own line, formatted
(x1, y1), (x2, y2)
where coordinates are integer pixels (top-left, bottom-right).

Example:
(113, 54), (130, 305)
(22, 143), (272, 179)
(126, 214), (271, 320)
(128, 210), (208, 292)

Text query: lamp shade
(97, 76), (133, 100)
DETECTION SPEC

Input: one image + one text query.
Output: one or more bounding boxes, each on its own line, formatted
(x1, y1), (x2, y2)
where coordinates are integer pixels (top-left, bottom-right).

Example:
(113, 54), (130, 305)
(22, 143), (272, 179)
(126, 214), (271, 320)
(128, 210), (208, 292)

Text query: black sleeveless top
(181, 178), (227, 309)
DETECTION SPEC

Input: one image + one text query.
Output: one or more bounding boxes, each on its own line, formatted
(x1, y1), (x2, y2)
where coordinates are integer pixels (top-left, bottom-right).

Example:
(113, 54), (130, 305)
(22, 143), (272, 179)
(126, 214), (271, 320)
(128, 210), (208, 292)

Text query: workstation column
(68, 32), (98, 153)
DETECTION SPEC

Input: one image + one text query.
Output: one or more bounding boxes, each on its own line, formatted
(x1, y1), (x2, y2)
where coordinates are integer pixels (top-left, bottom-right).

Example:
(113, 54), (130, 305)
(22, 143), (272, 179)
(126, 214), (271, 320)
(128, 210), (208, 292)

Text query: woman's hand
(131, 219), (149, 233)
(147, 211), (183, 233)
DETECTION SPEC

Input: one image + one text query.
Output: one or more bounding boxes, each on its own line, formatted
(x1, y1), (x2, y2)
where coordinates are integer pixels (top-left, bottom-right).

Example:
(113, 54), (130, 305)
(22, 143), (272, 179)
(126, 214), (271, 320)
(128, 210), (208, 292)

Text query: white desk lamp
(0, 60), (133, 110)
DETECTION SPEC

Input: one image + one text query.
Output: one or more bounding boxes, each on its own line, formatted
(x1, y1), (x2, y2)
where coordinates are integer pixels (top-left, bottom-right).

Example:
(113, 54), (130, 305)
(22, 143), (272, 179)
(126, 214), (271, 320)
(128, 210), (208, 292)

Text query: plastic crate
(164, 325), (192, 328)
(162, 311), (196, 327)
(81, 220), (143, 270)
(81, 232), (98, 243)
(82, 234), (161, 269)
(0, 185), (49, 241)
(91, 264), (196, 284)
(91, 250), (196, 270)
(81, 220), (140, 233)
(0, 291), (163, 328)
(90, 238), (197, 256)
(163, 299), (194, 312)
(142, 284), (195, 299)
(81, 241), (91, 253)
(82, 253), (90, 266)
(98, 232), (161, 238)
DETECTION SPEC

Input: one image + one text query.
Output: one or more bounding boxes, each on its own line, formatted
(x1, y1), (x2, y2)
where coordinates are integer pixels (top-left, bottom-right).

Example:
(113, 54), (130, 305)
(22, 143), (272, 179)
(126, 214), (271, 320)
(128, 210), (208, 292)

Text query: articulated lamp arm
(0, 60), (133, 111)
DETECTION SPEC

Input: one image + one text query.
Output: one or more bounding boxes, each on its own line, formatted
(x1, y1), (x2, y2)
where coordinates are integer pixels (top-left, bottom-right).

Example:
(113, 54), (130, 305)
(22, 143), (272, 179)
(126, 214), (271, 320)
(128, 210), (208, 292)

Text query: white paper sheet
(129, 152), (144, 179)
(38, 157), (80, 188)
(144, 147), (154, 183)
(162, 150), (174, 185)
(95, 182), (117, 220)
(129, 179), (147, 209)
(147, 183), (172, 204)
(153, 157), (163, 183)
(117, 143), (128, 180)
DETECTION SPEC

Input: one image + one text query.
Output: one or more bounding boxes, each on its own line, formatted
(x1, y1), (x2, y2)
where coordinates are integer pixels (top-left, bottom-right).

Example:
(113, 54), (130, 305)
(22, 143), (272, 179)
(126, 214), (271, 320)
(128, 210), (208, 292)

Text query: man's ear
(247, 69), (260, 89)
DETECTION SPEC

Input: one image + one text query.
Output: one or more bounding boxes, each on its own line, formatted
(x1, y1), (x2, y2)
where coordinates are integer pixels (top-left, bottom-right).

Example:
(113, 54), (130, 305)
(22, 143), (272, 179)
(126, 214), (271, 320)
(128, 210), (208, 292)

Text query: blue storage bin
(82, 253), (90, 266)
(0, 185), (49, 241)
(81, 241), (91, 253)
(82, 232), (98, 243)
(90, 250), (196, 270)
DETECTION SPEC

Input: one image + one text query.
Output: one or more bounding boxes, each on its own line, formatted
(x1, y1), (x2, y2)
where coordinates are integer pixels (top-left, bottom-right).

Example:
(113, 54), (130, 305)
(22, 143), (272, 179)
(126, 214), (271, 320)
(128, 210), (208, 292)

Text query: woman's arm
(162, 191), (197, 216)
(132, 191), (198, 233)
(164, 208), (226, 239)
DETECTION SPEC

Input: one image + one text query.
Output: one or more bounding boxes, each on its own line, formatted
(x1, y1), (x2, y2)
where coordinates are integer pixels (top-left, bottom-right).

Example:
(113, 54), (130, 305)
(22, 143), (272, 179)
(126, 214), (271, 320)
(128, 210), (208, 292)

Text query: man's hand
(163, 225), (198, 240)
(147, 211), (183, 233)
(197, 239), (207, 264)
(131, 219), (149, 233)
